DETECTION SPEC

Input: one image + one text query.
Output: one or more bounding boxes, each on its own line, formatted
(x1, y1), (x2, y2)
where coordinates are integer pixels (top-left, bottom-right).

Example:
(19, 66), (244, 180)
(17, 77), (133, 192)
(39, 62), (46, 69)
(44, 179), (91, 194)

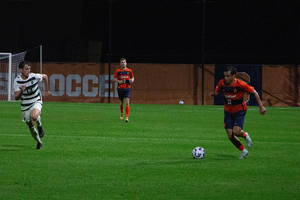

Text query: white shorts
(22, 102), (42, 122)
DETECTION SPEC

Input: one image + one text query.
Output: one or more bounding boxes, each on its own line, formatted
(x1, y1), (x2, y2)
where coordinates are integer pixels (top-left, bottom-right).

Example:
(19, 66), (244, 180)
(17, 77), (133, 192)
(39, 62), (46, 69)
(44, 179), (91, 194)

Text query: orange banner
(30, 62), (215, 105)
(29, 62), (299, 106)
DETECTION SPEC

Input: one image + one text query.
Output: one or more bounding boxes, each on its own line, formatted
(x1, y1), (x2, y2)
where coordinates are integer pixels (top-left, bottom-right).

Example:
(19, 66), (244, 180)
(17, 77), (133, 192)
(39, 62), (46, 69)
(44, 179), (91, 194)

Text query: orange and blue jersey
(113, 68), (134, 89)
(215, 78), (254, 113)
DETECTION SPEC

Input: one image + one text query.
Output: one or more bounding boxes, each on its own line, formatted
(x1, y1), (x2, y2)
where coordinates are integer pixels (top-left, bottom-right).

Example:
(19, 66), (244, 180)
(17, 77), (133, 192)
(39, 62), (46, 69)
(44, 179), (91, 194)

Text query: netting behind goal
(0, 51), (27, 101)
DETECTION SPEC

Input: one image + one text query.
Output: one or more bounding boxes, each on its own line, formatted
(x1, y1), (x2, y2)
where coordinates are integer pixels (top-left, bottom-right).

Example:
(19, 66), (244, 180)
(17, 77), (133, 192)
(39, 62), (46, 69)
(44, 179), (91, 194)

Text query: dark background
(1, 0), (299, 64)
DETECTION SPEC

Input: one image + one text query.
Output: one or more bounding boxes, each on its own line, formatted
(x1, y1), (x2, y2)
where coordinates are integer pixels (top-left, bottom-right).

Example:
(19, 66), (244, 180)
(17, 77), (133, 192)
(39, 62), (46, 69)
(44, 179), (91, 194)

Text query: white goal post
(0, 52), (27, 101)
(0, 53), (12, 101)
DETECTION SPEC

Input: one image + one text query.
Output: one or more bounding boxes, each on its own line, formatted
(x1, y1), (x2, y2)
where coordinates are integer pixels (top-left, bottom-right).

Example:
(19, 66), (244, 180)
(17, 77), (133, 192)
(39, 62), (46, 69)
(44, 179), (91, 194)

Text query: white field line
(1, 133), (299, 145)
(211, 107), (297, 111)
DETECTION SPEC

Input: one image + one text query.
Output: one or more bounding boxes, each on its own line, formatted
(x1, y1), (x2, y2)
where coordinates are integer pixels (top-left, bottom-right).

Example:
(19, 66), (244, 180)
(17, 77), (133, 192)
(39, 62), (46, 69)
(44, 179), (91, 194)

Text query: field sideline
(0, 101), (299, 199)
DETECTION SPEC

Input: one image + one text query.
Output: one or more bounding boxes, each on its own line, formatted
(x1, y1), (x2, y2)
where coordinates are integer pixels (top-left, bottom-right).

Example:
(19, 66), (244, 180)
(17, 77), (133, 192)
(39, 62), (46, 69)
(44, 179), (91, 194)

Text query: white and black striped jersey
(13, 73), (43, 111)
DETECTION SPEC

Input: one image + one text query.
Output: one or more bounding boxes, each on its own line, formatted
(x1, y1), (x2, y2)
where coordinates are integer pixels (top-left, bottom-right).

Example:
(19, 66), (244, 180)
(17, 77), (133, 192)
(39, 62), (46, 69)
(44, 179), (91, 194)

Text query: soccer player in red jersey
(211, 66), (266, 159)
(113, 58), (134, 122)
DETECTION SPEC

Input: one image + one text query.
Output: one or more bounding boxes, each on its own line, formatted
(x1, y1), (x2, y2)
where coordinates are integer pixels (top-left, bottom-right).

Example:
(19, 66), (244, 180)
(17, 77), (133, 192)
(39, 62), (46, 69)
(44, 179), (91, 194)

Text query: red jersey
(113, 68), (134, 89)
(215, 78), (254, 113)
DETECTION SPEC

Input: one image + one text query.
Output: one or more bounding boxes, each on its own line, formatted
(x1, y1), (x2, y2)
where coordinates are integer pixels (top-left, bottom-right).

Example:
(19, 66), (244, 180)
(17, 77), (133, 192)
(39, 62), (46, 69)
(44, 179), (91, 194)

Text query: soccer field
(0, 101), (299, 199)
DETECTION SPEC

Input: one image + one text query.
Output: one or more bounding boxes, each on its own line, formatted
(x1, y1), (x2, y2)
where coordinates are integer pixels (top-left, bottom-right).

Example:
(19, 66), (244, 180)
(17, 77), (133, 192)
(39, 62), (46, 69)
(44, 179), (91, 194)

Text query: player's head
(120, 58), (127, 69)
(224, 66), (237, 75)
(19, 60), (31, 78)
(224, 66), (236, 84)
(19, 61), (30, 69)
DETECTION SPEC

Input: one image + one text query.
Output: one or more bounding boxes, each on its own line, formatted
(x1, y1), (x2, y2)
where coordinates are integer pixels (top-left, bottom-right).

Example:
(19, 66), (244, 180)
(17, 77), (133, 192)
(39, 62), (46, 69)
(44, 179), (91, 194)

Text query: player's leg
(237, 129), (252, 148)
(124, 88), (131, 122)
(233, 126), (242, 137)
(31, 107), (45, 138)
(119, 99), (124, 119)
(28, 103), (43, 149)
(31, 102), (45, 138)
(26, 118), (43, 150)
(233, 111), (252, 148)
(118, 89), (124, 119)
(224, 111), (248, 159)
(226, 129), (248, 159)
(124, 97), (130, 122)
(225, 129), (244, 150)
(22, 106), (42, 149)
(26, 121), (42, 149)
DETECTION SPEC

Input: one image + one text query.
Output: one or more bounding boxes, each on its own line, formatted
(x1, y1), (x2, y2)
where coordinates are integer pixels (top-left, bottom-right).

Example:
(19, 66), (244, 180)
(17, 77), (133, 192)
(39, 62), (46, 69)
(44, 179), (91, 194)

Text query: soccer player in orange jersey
(211, 66), (266, 159)
(113, 58), (134, 122)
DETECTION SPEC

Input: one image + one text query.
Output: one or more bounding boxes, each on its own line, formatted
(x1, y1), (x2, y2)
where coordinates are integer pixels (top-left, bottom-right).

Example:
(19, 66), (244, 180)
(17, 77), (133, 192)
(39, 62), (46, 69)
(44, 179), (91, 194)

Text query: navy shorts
(224, 110), (246, 129)
(117, 88), (131, 100)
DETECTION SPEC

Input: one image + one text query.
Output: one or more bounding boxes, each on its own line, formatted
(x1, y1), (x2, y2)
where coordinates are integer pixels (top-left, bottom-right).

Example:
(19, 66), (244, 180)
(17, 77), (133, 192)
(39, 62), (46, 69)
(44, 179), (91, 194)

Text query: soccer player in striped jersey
(13, 61), (50, 149)
(211, 66), (266, 159)
(113, 58), (134, 122)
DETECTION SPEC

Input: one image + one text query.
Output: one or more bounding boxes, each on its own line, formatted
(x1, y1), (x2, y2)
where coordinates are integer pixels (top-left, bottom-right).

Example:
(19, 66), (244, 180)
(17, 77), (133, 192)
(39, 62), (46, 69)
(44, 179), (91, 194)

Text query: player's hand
(21, 85), (26, 91)
(260, 106), (266, 115)
(44, 90), (50, 96)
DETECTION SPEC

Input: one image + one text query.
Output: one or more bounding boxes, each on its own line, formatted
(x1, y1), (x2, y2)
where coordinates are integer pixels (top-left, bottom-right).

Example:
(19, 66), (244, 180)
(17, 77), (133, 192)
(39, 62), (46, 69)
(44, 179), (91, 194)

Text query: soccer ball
(192, 147), (205, 159)
(179, 101), (184, 105)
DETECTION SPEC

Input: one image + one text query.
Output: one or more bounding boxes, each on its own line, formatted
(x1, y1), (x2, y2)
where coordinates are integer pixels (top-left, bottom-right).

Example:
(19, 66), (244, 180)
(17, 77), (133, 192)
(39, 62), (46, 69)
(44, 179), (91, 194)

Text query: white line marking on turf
(1, 134), (300, 145)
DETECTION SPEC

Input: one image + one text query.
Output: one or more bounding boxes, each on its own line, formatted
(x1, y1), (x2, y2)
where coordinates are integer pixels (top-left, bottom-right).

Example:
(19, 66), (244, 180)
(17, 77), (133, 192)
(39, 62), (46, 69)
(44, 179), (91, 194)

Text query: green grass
(0, 101), (299, 199)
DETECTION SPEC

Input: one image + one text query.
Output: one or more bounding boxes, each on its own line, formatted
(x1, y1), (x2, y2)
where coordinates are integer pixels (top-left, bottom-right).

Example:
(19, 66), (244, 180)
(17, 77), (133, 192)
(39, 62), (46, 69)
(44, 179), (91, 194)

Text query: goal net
(0, 51), (27, 101)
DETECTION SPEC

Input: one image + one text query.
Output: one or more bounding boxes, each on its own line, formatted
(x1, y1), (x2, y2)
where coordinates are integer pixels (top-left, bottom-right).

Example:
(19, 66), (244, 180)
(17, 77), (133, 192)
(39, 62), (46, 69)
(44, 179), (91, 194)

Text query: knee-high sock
(125, 106), (129, 117)
(229, 135), (244, 151)
(30, 127), (41, 143)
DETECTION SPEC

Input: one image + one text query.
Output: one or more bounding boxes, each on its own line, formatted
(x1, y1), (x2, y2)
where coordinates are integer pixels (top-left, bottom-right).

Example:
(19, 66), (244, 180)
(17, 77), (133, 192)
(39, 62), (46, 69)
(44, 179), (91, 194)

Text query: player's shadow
(0, 144), (27, 151)
(212, 153), (237, 160)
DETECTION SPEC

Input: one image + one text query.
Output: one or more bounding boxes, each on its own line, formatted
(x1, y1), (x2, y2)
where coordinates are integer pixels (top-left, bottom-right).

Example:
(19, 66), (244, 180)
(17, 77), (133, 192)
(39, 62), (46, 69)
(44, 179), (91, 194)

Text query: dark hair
(224, 66), (237, 75)
(19, 61), (29, 69)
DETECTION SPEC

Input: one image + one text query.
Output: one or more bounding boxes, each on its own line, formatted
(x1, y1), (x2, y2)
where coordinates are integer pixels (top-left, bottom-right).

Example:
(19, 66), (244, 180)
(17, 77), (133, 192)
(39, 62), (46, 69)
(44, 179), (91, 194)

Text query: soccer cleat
(38, 126), (44, 138)
(36, 142), (43, 150)
(120, 113), (124, 120)
(245, 132), (252, 148)
(125, 117), (129, 122)
(239, 149), (248, 159)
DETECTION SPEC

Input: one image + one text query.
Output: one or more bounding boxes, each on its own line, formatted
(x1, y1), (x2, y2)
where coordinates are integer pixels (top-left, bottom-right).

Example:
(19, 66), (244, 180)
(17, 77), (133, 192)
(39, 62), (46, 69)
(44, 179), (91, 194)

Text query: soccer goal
(0, 51), (27, 101)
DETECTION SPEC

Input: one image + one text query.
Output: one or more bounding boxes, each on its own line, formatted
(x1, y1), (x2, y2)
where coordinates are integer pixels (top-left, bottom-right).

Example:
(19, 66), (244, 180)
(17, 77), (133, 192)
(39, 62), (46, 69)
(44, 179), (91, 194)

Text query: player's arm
(130, 77), (134, 84)
(210, 81), (222, 98)
(15, 85), (26, 100)
(252, 89), (266, 115)
(42, 74), (50, 96)
(112, 77), (123, 84)
(210, 90), (219, 98)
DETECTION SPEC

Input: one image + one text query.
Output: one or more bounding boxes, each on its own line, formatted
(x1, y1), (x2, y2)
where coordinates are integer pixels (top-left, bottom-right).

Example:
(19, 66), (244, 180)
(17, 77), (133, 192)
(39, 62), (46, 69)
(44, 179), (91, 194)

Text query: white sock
(36, 116), (42, 127)
(30, 127), (41, 143)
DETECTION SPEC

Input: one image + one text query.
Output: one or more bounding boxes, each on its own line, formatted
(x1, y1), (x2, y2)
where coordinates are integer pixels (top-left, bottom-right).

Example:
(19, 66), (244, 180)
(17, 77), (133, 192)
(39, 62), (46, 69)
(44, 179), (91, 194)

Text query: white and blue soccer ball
(179, 101), (184, 105)
(192, 147), (205, 159)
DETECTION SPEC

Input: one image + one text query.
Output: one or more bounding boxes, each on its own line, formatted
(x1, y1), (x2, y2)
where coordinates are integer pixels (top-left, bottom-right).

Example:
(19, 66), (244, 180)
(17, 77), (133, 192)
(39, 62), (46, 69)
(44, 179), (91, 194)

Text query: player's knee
(31, 115), (38, 121)
(233, 129), (242, 136)
(31, 111), (40, 121)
